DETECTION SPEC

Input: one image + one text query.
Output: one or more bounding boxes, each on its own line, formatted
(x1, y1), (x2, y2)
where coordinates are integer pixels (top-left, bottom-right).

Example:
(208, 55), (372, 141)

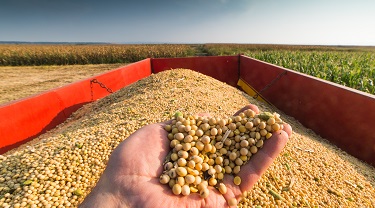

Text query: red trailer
(0, 55), (374, 166)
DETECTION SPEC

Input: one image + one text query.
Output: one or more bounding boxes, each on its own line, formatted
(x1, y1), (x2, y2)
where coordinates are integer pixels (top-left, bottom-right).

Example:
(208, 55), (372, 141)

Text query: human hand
(79, 104), (292, 208)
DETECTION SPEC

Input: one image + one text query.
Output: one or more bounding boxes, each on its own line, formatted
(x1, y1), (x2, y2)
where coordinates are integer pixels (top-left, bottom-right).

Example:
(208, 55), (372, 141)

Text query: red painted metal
(0, 59), (151, 153)
(239, 55), (375, 166)
(152, 56), (239, 87)
(1, 55), (374, 167)
(0, 91), (66, 153)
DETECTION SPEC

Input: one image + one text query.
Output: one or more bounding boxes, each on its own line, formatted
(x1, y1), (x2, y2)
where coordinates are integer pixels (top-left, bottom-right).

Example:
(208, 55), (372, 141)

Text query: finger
(160, 119), (173, 127)
(283, 123), (293, 137)
(237, 130), (289, 192)
(221, 175), (243, 207)
(233, 104), (260, 116)
(196, 112), (211, 117)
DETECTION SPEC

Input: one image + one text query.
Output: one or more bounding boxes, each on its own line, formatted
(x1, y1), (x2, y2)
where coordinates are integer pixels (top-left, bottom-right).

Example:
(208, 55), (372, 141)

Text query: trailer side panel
(240, 55), (375, 166)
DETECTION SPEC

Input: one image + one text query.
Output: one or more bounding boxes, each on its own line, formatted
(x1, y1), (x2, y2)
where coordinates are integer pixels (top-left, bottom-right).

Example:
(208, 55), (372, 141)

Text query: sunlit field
(0, 44), (195, 65)
(204, 44), (375, 94)
(1, 44), (374, 94)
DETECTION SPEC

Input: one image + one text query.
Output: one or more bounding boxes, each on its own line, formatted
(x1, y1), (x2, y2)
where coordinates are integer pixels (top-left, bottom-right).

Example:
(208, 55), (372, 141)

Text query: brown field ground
(0, 63), (125, 105)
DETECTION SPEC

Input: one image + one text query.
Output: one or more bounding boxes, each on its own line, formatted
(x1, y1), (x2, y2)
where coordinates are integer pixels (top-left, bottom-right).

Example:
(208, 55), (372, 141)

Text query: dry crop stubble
(0, 63), (125, 105)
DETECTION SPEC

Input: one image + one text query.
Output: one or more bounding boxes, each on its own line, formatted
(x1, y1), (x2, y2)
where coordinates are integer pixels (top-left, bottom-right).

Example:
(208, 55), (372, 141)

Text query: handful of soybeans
(159, 109), (284, 206)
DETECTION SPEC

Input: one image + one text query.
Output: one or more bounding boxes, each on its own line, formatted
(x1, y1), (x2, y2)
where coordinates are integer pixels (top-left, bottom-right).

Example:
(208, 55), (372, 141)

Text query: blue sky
(0, 0), (374, 45)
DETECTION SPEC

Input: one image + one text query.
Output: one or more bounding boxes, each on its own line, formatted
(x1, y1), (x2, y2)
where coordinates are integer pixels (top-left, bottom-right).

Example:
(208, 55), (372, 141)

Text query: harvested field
(0, 69), (374, 207)
(0, 64), (125, 105)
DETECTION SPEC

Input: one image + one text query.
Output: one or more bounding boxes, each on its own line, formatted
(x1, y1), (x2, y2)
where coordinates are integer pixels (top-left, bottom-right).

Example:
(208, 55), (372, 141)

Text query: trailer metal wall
(151, 56), (239, 87)
(239, 55), (375, 166)
(1, 55), (374, 166)
(0, 59), (151, 153)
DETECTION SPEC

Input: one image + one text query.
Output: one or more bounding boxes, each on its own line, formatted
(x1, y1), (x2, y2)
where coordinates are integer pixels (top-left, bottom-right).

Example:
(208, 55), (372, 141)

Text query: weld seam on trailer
(237, 54), (241, 83)
(54, 91), (69, 119)
(150, 58), (155, 74)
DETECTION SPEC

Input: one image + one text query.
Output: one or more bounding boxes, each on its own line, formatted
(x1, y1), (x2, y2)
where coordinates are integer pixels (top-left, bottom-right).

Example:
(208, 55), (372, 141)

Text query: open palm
(80, 105), (292, 208)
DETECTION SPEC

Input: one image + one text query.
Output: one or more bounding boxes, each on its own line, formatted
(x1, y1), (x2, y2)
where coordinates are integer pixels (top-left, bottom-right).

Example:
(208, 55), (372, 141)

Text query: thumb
(237, 130), (289, 192)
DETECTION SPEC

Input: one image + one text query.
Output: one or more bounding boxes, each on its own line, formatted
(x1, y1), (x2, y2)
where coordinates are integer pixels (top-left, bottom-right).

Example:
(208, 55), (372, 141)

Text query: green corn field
(203, 44), (375, 94)
(0, 43), (374, 94)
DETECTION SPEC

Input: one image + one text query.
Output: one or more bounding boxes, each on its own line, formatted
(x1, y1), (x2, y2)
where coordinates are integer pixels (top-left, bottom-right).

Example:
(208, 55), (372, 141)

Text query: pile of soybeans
(160, 109), (286, 207)
(0, 69), (374, 207)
